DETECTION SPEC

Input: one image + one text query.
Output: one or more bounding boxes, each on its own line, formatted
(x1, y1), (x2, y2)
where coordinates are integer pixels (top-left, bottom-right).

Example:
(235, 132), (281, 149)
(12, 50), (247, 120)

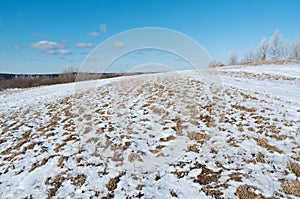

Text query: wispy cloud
(58, 49), (71, 55)
(31, 33), (49, 38)
(30, 40), (64, 50)
(43, 49), (57, 55)
(75, 42), (95, 48)
(89, 32), (100, 38)
(13, 45), (21, 50)
(114, 41), (125, 48)
(99, 24), (107, 33)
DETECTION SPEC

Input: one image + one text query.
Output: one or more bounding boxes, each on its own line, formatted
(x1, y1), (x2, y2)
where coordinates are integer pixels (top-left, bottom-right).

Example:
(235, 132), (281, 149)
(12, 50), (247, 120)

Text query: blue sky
(1, 0), (300, 73)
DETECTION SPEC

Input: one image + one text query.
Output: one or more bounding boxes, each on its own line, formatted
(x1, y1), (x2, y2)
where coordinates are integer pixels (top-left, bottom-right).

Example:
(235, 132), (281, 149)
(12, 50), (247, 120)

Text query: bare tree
(269, 29), (284, 60)
(63, 65), (76, 82)
(256, 38), (269, 61)
(208, 60), (224, 67)
(228, 51), (238, 65)
(290, 39), (300, 60)
(242, 49), (255, 63)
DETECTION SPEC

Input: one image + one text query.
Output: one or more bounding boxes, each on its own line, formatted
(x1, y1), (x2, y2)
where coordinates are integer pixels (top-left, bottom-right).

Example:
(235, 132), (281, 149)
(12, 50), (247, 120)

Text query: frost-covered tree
(269, 29), (284, 60)
(228, 51), (238, 65)
(256, 38), (269, 61)
(290, 39), (300, 60)
(208, 60), (224, 67)
(281, 39), (291, 60)
(242, 49), (255, 63)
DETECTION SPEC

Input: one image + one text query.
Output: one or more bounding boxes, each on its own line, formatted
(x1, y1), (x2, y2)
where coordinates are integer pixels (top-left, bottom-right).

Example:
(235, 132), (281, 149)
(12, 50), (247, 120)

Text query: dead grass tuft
(256, 152), (266, 163)
(280, 180), (300, 197)
(159, 135), (176, 142)
(288, 162), (300, 177)
(71, 173), (86, 187)
(57, 156), (66, 168)
(128, 152), (142, 162)
(187, 132), (210, 142)
(235, 185), (257, 199)
(169, 189), (178, 197)
(171, 117), (183, 135)
(171, 170), (189, 179)
(188, 144), (199, 153)
(193, 164), (221, 185)
(228, 173), (243, 182)
(86, 137), (99, 143)
(254, 138), (283, 153)
(201, 187), (223, 197)
(106, 172), (125, 191)
(46, 173), (65, 199)
(199, 114), (215, 127)
(210, 147), (218, 154)
(0, 139), (6, 144)
(106, 179), (117, 191)
(232, 104), (256, 113)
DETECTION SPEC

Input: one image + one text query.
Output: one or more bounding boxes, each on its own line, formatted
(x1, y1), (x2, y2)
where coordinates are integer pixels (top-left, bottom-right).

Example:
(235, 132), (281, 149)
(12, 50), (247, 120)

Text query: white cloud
(114, 41), (125, 48)
(43, 49), (57, 55)
(58, 49), (71, 55)
(30, 40), (72, 55)
(99, 24), (107, 33)
(30, 40), (64, 50)
(89, 32), (100, 38)
(75, 42), (95, 48)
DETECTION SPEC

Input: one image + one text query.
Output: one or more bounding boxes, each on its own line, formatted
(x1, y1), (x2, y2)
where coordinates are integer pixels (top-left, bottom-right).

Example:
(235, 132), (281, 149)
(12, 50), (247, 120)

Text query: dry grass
(254, 138), (283, 153)
(256, 152), (266, 163)
(288, 162), (300, 177)
(240, 92), (259, 101)
(86, 137), (99, 143)
(171, 117), (183, 135)
(228, 173), (242, 182)
(227, 137), (239, 147)
(106, 172), (125, 191)
(210, 147), (218, 154)
(0, 139), (6, 144)
(201, 188), (222, 197)
(169, 189), (178, 197)
(232, 104), (256, 113)
(45, 173), (66, 199)
(235, 185), (257, 199)
(193, 164), (221, 185)
(171, 170), (189, 179)
(187, 132), (210, 142)
(128, 152), (142, 162)
(238, 59), (300, 66)
(106, 178), (117, 191)
(199, 114), (215, 127)
(159, 135), (176, 142)
(188, 144), (199, 153)
(57, 156), (66, 168)
(280, 180), (300, 197)
(71, 174), (86, 187)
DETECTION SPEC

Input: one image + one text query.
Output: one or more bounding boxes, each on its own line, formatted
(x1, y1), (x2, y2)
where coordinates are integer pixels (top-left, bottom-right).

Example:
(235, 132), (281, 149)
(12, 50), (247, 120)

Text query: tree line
(210, 29), (300, 67)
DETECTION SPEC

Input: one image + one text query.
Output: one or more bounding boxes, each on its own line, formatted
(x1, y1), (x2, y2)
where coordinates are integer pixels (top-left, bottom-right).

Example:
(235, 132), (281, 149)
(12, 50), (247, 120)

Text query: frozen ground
(0, 64), (299, 198)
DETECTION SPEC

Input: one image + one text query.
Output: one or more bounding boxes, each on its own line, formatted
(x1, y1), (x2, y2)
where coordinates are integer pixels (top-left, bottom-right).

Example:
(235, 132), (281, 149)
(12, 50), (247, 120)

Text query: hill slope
(0, 64), (299, 198)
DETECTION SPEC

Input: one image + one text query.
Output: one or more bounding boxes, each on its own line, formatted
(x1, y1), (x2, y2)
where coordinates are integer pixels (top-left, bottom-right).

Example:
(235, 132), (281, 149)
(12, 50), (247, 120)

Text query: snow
(0, 64), (299, 198)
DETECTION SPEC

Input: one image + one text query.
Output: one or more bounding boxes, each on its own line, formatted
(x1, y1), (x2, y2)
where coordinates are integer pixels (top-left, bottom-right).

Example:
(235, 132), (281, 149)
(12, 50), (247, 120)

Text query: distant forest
(0, 72), (138, 90)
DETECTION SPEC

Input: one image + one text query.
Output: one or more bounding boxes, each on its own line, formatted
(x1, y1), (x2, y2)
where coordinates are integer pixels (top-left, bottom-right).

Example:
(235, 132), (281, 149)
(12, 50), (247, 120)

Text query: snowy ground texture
(0, 64), (299, 199)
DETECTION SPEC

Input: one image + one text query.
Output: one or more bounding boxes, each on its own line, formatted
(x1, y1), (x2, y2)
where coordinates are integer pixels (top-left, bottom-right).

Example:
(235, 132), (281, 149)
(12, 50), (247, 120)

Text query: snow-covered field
(0, 64), (299, 199)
